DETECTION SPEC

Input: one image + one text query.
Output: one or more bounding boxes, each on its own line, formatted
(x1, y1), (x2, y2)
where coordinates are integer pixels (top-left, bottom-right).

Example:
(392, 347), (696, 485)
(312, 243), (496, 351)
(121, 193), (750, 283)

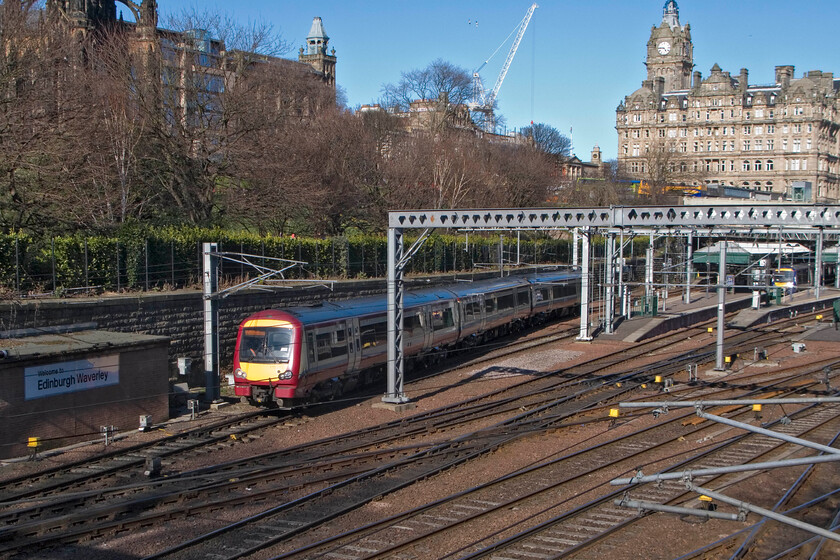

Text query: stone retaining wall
(0, 269), (534, 384)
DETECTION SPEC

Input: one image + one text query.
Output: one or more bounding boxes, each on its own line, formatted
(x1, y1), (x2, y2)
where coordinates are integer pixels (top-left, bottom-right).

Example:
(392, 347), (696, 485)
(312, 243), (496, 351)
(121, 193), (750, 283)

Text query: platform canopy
(822, 246), (840, 263)
(692, 241), (811, 265)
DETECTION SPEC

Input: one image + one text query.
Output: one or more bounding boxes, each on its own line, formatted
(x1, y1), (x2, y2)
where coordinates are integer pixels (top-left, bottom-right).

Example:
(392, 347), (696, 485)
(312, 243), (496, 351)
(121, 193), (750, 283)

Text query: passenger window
(485, 298), (496, 313)
(497, 293), (514, 310)
(517, 290), (530, 306)
(431, 308), (454, 330)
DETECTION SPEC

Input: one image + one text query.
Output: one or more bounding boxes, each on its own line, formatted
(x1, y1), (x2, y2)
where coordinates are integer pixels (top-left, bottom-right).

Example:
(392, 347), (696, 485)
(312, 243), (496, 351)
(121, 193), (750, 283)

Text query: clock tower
(645, 0), (693, 91)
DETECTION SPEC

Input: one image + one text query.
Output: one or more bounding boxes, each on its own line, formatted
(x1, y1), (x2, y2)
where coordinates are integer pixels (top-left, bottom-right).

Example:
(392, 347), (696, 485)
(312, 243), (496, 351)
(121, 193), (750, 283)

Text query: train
(772, 264), (811, 291)
(232, 270), (582, 408)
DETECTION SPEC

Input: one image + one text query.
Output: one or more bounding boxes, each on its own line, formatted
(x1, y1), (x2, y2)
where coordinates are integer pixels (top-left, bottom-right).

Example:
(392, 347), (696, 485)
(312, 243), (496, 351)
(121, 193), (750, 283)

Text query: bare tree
(640, 140), (704, 203)
(380, 59), (472, 112)
(521, 123), (572, 158)
(0, 1), (93, 234)
(138, 8), (301, 225)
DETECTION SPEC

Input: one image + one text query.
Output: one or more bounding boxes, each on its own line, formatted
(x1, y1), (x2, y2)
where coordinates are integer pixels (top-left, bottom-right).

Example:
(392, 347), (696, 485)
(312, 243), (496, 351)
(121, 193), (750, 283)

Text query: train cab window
(534, 288), (550, 303)
(516, 290), (530, 307)
(431, 308), (454, 330)
(240, 327), (293, 363)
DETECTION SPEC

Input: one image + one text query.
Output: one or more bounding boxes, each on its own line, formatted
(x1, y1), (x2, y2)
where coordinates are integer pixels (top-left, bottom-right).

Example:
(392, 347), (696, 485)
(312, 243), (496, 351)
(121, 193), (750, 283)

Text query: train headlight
(234, 368), (247, 380)
(281, 370), (293, 380)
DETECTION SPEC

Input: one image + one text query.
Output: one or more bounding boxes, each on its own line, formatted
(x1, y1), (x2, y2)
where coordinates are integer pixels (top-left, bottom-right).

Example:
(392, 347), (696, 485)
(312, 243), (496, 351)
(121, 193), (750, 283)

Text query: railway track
(0, 309), (830, 558)
(260, 366), (840, 560)
(457, 402), (840, 560)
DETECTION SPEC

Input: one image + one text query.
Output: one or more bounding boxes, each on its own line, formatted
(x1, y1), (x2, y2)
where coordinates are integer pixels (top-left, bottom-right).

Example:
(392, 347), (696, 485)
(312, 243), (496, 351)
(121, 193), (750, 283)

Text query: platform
(600, 287), (840, 343)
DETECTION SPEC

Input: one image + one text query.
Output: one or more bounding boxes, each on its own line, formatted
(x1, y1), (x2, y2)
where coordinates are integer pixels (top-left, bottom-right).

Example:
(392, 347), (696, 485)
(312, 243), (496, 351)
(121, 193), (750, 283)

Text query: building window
(623, 145), (628, 156)
(794, 106), (804, 116)
(630, 162), (639, 173)
(793, 139), (801, 153)
(707, 141), (713, 151)
(767, 124), (775, 134)
(755, 126), (763, 135)
(669, 113), (677, 122)
(668, 129), (677, 138)
(807, 138), (812, 150)
(790, 159), (800, 171)
(755, 109), (764, 118)
(722, 142), (728, 152)
(808, 124), (813, 133)
(782, 125), (789, 134)
(693, 142), (699, 152)
(729, 160), (735, 171)
(633, 114), (642, 122)
(803, 159), (807, 170)
(680, 128), (687, 137)
(632, 145), (640, 157)
(633, 130), (640, 138)
(743, 160), (751, 171)
(659, 129), (666, 138)
(767, 139), (774, 150)
(782, 139), (788, 151)
(679, 141), (687, 152)
(794, 124), (802, 133)
(755, 160), (762, 171)
(755, 140), (762, 150)
(743, 140), (751, 151)
(743, 125), (751, 135)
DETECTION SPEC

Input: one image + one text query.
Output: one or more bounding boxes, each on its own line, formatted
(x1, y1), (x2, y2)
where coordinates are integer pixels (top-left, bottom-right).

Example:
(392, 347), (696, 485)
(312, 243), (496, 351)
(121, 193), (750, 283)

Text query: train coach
(232, 271), (581, 408)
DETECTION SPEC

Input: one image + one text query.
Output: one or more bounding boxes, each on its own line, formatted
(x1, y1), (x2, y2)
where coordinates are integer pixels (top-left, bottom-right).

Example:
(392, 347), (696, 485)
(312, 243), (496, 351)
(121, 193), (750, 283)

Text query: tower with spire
(298, 17), (336, 87)
(645, 0), (693, 92)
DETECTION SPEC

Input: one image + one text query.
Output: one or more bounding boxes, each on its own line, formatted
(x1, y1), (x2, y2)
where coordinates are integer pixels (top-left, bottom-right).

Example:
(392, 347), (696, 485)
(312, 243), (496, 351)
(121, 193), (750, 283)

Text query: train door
(346, 318), (361, 372)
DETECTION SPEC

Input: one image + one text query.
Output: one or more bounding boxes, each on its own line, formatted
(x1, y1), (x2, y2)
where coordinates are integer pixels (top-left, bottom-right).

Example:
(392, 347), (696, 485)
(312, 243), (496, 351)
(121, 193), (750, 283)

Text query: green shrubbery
(0, 227), (576, 295)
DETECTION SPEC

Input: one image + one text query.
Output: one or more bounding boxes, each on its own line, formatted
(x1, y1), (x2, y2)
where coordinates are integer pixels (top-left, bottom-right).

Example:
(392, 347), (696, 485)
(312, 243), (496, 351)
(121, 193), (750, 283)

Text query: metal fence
(0, 234), (573, 298)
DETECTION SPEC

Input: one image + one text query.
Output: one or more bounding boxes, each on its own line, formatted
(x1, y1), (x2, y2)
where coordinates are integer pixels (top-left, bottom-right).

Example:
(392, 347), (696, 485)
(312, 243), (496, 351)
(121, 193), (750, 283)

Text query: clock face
(657, 41), (671, 55)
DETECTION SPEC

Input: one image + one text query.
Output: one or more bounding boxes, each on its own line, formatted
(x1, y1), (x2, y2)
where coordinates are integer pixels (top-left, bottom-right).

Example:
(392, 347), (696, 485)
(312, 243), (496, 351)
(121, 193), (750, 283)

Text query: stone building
(617, 0), (840, 201)
(298, 17), (336, 87)
(46, 1), (336, 91)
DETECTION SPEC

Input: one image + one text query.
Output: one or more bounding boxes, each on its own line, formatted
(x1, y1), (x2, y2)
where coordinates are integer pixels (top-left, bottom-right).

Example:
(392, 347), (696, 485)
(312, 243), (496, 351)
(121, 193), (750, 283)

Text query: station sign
(24, 356), (120, 400)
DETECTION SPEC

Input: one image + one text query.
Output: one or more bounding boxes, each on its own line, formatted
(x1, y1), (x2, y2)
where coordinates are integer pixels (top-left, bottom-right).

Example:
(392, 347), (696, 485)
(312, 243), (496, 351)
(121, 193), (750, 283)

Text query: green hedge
(0, 228), (585, 295)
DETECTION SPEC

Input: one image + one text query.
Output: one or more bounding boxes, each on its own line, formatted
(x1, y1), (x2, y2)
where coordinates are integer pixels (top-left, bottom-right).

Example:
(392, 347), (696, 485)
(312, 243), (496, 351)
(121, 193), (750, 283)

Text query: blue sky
(156, 1), (840, 161)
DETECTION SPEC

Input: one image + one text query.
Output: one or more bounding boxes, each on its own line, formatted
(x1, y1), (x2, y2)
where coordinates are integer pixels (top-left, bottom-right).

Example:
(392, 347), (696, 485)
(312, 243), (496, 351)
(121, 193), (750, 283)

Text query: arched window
(755, 160), (762, 171)
(742, 160), (751, 171)
(767, 160), (774, 171)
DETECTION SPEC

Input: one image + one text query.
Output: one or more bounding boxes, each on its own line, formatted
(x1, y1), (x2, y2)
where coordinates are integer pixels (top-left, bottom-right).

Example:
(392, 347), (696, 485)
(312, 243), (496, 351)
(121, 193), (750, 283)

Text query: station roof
(693, 241), (810, 265)
(0, 330), (168, 362)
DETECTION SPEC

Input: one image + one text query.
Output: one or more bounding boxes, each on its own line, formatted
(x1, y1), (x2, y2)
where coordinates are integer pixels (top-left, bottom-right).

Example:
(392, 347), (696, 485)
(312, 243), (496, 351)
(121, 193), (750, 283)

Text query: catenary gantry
(384, 204), (840, 405)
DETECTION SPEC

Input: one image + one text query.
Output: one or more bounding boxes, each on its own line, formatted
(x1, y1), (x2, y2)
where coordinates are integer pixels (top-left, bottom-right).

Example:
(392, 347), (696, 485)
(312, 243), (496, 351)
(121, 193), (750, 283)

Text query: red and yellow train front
(233, 312), (303, 405)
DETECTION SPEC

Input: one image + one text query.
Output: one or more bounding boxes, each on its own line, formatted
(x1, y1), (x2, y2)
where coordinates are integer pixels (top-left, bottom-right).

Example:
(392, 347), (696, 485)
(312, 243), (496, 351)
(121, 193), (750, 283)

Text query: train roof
(245, 271), (580, 326)
(263, 286), (459, 325)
